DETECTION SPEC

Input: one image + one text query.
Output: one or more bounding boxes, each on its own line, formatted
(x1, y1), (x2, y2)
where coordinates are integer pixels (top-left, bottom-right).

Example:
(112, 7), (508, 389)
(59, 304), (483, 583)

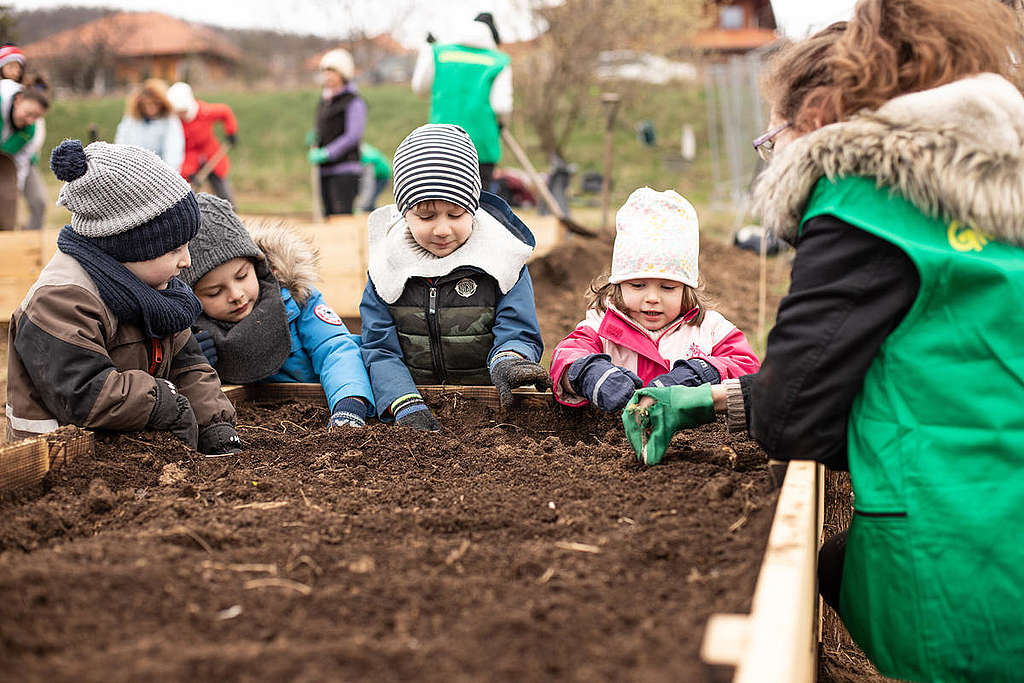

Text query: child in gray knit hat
(6, 139), (241, 455)
(360, 124), (550, 431)
(181, 193), (374, 428)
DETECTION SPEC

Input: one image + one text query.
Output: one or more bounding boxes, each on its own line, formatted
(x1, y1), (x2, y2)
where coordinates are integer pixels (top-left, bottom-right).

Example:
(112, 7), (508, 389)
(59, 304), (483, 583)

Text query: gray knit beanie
(50, 139), (199, 262)
(179, 193), (263, 288)
(392, 124), (481, 215)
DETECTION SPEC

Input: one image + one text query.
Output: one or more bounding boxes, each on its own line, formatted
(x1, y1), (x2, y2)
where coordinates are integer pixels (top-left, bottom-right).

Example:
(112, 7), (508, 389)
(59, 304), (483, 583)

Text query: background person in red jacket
(167, 82), (237, 206)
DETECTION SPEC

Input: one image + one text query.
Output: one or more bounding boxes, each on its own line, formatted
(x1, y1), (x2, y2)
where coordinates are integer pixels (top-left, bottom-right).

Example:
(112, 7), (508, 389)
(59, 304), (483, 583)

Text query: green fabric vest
(388, 267), (497, 385)
(430, 43), (509, 164)
(803, 177), (1024, 682)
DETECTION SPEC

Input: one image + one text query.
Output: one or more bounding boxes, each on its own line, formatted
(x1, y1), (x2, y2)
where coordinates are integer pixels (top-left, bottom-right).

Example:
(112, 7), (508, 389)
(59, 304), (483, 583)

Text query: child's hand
(566, 354), (643, 413)
(489, 354), (552, 409)
(648, 358), (720, 388)
(147, 379), (199, 450)
(391, 395), (442, 432)
(198, 422), (242, 455)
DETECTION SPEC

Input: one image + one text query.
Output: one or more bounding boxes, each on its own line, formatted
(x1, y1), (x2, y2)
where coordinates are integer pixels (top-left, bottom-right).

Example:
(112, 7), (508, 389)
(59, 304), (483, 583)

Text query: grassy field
(36, 80), (738, 235)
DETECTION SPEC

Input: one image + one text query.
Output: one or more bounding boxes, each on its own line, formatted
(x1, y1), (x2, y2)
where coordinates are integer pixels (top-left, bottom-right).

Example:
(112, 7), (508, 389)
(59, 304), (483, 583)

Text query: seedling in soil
(624, 403), (654, 462)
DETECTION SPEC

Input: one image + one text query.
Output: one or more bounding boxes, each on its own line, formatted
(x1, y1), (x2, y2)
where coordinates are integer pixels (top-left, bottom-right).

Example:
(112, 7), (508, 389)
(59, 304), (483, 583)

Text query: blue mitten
(330, 397), (368, 428)
(648, 358), (720, 388)
(193, 330), (217, 367)
(566, 354), (643, 412)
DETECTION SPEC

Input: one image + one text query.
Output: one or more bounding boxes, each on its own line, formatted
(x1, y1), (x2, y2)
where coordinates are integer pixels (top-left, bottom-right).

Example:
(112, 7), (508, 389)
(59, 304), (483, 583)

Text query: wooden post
(600, 92), (621, 232)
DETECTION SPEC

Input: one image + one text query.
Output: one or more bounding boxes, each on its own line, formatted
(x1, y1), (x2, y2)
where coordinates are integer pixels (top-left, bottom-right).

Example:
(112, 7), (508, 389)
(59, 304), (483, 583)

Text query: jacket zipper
(426, 285), (447, 383)
(148, 338), (163, 375)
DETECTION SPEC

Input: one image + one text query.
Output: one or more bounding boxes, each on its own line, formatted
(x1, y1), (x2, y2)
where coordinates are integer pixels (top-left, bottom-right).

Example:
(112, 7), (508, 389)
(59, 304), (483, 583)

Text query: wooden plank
(221, 383), (552, 410)
(0, 425), (94, 493)
(701, 460), (822, 683)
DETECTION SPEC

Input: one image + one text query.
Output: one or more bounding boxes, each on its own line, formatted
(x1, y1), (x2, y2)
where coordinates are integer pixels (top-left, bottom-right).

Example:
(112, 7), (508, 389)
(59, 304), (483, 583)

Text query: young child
(181, 193), (374, 428)
(6, 140), (240, 454)
(550, 187), (760, 412)
(360, 123), (549, 431)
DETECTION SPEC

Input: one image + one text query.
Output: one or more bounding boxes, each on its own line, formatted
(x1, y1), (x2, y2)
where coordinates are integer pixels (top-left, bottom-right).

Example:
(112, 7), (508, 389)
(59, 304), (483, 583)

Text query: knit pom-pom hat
(179, 193), (264, 288)
(392, 124), (482, 215)
(609, 187), (700, 287)
(50, 139), (199, 262)
(0, 44), (25, 70)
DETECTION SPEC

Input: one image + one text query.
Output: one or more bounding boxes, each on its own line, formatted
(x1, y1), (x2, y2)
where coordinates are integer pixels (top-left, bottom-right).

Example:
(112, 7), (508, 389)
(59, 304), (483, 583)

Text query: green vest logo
(947, 220), (992, 252)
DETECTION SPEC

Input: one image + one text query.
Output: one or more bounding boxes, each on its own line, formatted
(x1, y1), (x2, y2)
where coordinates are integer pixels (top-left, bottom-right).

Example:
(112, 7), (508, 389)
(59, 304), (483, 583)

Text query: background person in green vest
(0, 77), (48, 230)
(411, 15), (512, 191)
(622, 1), (1024, 680)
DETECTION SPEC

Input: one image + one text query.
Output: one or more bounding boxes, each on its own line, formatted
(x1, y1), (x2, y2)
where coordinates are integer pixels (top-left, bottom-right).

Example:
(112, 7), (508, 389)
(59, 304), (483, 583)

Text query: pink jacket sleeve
(704, 327), (761, 380)
(549, 323), (604, 406)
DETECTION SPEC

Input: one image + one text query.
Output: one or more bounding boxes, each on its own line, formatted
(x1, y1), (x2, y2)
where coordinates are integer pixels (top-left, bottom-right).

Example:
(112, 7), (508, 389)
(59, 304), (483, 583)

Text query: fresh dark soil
(0, 396), (774, 682)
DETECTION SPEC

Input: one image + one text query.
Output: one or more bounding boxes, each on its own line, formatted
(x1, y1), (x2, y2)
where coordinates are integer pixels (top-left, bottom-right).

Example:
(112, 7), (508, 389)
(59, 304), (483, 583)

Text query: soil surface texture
(1, 396), (774, 682)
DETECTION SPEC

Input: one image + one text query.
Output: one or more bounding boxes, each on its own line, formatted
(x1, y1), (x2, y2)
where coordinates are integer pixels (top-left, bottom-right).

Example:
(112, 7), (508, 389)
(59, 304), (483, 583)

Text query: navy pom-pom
(50, 139), (88, 181)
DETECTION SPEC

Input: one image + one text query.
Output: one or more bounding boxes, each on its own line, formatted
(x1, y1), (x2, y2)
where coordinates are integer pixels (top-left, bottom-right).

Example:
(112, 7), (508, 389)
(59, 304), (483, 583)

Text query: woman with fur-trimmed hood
(180, 193), (373, 428)
(623, 1), (1024, 680)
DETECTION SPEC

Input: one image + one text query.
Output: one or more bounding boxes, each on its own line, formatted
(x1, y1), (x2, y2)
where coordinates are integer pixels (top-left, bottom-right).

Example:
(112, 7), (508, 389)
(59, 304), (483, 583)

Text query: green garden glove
(308, 147), (329, 164)
(622, 384), (715, 466)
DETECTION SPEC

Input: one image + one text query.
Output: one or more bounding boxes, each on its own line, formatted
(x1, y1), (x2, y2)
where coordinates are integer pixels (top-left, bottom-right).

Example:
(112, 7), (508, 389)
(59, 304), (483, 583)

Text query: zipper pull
(429, 286), (437, 314)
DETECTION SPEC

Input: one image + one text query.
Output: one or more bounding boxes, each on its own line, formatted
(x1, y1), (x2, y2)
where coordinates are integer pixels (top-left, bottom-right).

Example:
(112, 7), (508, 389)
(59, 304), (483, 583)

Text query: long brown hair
(585, 273), (708, 327)
(763, 0), (1024, 131)
(127, 78), (173, 119)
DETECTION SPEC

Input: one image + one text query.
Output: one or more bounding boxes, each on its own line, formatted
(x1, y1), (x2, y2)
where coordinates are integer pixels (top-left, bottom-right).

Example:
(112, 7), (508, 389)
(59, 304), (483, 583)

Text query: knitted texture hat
(0, 45), (24, 69)
(179, 193), (264, 288)
(392, 124), (481, 215)
(50, 139), (199, 263)
(609, 187), (700, 287)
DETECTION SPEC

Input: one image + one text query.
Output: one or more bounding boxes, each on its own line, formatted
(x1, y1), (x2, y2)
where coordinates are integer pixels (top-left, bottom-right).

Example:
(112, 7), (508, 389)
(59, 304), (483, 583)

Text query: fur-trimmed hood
(246, 221), (320, 307)
(753, 73), (1024, 247)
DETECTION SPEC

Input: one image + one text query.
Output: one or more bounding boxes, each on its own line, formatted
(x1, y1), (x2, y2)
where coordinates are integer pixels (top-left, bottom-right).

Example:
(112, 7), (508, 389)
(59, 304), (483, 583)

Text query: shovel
(501, 128), (597, 238)
(191, 146), (230, 189)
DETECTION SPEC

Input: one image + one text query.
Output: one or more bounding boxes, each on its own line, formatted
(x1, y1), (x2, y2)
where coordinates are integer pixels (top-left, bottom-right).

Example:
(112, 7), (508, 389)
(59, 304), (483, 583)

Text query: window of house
(720, 6), (745, 29)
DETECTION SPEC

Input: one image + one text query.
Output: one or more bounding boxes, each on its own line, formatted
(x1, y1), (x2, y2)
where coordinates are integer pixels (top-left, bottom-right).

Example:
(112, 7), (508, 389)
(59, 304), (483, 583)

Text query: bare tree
(516, 0), (706, 159)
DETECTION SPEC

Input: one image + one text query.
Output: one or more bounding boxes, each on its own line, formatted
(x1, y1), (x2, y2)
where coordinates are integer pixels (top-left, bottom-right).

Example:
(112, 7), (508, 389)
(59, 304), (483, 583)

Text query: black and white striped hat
(393, 124), (482, 215)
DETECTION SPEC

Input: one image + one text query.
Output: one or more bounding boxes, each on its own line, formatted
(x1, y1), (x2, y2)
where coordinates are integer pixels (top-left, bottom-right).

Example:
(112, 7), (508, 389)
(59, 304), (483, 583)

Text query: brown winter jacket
(5, 251), (235, 442)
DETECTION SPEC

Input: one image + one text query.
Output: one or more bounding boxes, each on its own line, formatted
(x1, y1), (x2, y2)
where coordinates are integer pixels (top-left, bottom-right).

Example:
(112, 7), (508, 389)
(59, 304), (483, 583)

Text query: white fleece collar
(367, 204), (533, 303)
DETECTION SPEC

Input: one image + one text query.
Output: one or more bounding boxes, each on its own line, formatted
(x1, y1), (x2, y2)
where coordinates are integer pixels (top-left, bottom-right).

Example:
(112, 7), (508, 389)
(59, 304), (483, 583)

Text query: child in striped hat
(359, 123), (550, 431)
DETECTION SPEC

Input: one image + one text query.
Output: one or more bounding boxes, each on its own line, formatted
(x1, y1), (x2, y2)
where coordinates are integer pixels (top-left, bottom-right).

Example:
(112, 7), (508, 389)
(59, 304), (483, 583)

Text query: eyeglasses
(752, 122), (792, 161)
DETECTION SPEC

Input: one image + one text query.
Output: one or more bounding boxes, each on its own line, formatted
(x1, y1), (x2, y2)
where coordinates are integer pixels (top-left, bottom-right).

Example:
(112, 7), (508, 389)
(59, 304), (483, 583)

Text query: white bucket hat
(609, 187), (700, 287)
(319, 48), (354, 81)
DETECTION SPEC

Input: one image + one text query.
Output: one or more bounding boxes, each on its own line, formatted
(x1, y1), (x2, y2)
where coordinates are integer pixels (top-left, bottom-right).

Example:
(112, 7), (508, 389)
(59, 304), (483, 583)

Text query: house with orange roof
(23, 11), (241, 91)
(694, 0), (778, 55)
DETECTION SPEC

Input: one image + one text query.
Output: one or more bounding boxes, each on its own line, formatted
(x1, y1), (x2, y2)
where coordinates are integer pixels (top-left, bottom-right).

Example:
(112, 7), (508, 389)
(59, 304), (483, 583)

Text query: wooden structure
(222, 383), (552, 411)
(694, 0), (779, 55)
(0, 212), (565, 323)
(0, 426), (93, 493)
(702, 459), (824, 682)
(22, 12), (241, 89)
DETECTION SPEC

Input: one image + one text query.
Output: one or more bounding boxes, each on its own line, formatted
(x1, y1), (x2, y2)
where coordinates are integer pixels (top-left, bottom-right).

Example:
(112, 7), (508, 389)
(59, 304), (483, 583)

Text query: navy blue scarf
(58, 226), (202, 338)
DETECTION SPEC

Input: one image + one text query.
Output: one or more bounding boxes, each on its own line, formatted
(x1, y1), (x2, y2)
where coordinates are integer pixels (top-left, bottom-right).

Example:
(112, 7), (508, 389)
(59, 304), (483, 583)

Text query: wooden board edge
(0, 425), (94, 493)
(221, 383), (554, 410)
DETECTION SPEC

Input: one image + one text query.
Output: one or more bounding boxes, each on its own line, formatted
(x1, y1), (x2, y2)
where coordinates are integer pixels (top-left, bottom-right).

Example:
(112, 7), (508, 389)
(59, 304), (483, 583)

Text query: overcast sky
(10, 0), (860, 44)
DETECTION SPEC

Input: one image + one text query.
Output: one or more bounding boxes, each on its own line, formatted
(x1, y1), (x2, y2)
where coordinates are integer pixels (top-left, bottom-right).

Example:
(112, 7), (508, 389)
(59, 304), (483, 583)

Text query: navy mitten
(648, 358), (721, 388)
(566, 354), (643, 412)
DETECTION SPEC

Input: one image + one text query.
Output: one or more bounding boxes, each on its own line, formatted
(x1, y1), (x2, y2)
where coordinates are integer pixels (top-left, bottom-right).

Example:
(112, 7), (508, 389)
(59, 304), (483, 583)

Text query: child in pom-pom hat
(5, 139), (241, 454)
(549, 187), (760, 415)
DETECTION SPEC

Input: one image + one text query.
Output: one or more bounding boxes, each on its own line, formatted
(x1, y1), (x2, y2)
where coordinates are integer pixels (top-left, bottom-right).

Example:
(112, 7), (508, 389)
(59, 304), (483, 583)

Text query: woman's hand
(622, 384), (716, 465)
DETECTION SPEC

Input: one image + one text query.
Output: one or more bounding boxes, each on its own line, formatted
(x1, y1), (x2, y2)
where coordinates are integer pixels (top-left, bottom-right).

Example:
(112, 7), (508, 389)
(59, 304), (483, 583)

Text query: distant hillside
(8, 6), (115, 44)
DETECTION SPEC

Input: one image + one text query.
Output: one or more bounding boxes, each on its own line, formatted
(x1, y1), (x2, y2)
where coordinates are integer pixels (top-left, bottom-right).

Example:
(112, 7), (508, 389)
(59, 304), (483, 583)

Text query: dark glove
(148, 379), (199, 450)
(426, 32), (436, 44)
(193, 330), (217, 367)
(226, 133), (237, 147)
(330, 397), (367, 428)
(648, 358), (720, 388)
(198, 422), (242, 455)
(622, 384), (715, 466)
(566, 354), (643, 413)
(489, 353), (552, 409)
(391, 395), (441, 432)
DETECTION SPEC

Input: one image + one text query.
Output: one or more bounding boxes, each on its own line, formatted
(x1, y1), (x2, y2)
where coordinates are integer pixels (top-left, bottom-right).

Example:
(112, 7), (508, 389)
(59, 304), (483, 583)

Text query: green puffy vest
(803, 177), (1024, 682)
(388, 267), (497, 385)
(0, 90), (35, 157)
(430, 43), (509, 164)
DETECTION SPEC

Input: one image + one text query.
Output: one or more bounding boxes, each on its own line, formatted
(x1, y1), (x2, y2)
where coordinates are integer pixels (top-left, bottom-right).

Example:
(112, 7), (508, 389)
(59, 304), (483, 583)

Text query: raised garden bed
(0, 388), (776, 681)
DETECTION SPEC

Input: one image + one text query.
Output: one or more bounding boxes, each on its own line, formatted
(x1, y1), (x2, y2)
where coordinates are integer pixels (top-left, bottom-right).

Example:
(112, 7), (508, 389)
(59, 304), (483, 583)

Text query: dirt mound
(0, 395), (774, 681)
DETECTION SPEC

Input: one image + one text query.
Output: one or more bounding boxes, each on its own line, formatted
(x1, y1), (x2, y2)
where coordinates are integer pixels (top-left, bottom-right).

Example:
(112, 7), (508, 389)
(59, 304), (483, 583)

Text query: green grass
(37, 81), (732, 233)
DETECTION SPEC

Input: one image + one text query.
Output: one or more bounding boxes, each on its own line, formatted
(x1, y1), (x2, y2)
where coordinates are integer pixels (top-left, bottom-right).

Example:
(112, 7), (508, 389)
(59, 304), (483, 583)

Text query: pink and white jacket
(550, 305), (760, 406)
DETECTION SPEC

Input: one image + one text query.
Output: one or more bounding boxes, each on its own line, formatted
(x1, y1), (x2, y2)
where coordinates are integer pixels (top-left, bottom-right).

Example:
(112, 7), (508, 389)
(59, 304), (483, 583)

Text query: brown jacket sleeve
(13, 284), (160, 432)
(168, 331), (236, 427)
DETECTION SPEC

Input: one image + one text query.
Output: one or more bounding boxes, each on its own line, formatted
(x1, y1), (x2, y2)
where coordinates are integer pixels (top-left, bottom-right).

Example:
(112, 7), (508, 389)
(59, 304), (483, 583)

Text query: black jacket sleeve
(738, 214), (919, 471)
